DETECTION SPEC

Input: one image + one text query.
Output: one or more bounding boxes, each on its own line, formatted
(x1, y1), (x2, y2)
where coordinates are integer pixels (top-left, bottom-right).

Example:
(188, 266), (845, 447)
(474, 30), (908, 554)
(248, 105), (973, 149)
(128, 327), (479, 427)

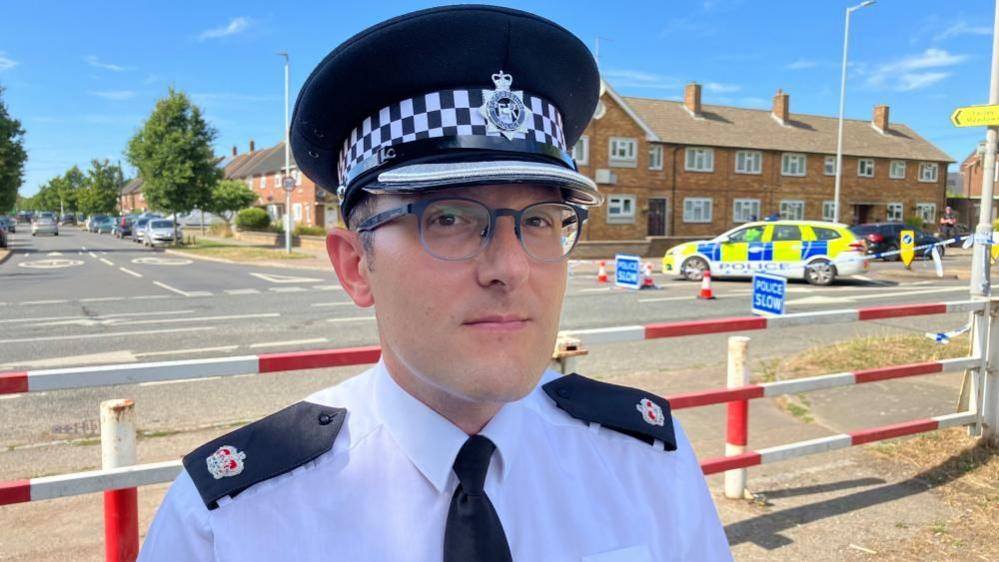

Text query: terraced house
(572, 81), (952, 256)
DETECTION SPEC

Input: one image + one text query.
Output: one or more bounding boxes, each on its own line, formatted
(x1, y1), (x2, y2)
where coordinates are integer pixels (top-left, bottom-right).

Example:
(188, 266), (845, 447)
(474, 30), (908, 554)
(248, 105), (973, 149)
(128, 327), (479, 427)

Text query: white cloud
(191, 92), (279, 104)
(865, 48), (967, 91)
(785, 58), (817, 70)
(198, 16), (252, 41)
(0, 51), (17, 71)
(601, 69), (681, 90)
(89, 90), (136, 101)
(936, 20), (991, 41)
(84, 55), (129, 72)
(704, 82), (741, 93)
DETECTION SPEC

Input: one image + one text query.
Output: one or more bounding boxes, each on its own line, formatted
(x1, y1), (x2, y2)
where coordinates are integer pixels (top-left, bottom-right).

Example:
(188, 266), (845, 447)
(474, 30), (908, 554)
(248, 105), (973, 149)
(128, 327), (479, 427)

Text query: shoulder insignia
(543, 373), (676, 451)
(182, 401), (346, 510)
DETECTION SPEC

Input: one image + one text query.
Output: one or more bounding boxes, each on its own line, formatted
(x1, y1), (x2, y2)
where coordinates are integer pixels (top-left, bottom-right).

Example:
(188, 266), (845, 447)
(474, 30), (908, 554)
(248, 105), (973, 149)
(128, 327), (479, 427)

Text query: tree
(0, 85), (27, 214)
(126, 89), (220, 226)
(55, 166), (87, 213)
(205, 179), (259, 231)
(77, 160), (124, 216)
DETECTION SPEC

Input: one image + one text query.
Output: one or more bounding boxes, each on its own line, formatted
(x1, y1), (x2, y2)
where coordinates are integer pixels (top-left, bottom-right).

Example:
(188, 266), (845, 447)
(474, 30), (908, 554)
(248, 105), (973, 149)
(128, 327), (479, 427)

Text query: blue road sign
(752, 273), (787, 316)
(615, 254), (641, 290)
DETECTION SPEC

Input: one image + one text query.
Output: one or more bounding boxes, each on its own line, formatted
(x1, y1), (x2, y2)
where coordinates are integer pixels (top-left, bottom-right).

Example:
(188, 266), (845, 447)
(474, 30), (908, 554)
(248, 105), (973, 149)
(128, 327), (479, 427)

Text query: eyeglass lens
(419, 199), (580, 261)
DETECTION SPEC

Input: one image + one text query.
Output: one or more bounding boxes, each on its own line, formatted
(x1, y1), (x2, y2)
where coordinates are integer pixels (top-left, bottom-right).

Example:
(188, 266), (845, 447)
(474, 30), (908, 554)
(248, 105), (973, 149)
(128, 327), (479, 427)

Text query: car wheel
(805, 259), (836, 286)
(680, 257), (709, 281)
(882, 243), (898, 262)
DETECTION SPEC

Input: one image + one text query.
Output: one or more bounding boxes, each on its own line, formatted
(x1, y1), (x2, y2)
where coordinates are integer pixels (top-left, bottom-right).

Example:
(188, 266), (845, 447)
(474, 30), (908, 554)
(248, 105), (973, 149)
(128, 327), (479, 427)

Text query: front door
(647, 198), (667, 236)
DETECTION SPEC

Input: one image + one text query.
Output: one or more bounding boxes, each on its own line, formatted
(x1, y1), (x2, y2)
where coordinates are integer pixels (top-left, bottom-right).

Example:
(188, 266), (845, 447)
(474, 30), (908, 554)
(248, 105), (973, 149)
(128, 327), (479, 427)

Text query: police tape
(925, 322), (972, 344)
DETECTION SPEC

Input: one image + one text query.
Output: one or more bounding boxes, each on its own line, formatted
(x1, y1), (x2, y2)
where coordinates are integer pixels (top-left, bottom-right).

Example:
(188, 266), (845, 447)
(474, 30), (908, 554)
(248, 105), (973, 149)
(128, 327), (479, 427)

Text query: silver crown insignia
(491, 71), (513, 91)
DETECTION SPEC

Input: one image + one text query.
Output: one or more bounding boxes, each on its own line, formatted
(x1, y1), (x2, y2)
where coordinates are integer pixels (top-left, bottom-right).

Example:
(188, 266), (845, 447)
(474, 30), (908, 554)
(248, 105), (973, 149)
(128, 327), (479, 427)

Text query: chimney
(249, 139), (256, 153)
(231, 146), (238, 157)
(772, 89), (789, 124)
(873, 104), (889, 133)
(684, 82), (702, 116)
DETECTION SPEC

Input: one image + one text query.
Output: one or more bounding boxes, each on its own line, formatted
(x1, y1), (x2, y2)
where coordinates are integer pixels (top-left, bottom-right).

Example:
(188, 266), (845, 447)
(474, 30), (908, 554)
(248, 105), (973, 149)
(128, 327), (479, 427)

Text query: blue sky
(1, 0), (995, 197)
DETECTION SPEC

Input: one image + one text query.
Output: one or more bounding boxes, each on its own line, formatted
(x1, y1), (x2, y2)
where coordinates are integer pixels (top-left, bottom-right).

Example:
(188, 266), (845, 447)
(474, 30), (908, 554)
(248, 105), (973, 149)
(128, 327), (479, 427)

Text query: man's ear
(326, 228), (374, 307)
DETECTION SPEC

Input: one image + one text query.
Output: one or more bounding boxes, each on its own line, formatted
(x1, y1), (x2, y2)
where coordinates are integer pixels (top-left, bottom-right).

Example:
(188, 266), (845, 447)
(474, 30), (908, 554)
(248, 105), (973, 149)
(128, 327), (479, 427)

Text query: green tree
(33, 179), (62, 212)
(126, 89), (220, 225)
(77, 159), (124, 216)
(205, 179), (259, 230)
(0, 85), (27, 214)
(55, 166), (87, 213)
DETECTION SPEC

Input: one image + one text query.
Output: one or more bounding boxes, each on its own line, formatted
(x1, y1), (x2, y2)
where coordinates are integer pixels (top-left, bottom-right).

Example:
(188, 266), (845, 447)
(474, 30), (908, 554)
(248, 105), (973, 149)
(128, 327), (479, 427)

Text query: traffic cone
(697, 270), (716, 300)
(641, 262), (657, 289)
(597, 261), (608, 283)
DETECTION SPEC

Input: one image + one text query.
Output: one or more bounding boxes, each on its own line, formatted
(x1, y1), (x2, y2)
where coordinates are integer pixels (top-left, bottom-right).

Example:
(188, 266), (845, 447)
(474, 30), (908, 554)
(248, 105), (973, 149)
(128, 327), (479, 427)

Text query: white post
(101, 398), (136, 472)
(277, 52), (292, 254)
(984, 298), (999, 446)
(970, 0), (999, 298)
(101, 399), (138, 561)
(724, 336), (750, 500)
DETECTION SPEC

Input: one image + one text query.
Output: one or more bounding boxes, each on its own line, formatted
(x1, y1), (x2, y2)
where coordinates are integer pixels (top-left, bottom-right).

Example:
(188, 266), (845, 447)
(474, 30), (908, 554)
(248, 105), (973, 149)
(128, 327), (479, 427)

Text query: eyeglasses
(356, 197), (588, 262)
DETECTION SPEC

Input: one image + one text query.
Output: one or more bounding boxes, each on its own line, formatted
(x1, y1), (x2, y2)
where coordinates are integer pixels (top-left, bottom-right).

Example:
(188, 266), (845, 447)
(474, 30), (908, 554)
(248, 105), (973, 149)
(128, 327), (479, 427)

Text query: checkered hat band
(337, 89), (566, 185)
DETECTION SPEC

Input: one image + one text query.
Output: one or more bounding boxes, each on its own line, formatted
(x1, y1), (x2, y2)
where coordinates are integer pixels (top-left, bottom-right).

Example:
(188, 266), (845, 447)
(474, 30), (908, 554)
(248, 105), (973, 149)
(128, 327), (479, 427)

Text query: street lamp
(833, 0), (876, 224)
(277, 51), (292, 253)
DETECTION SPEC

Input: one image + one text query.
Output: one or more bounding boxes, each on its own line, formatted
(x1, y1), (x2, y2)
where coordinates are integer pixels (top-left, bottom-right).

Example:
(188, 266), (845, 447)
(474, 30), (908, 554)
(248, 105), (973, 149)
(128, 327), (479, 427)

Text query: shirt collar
(372, 360), (525, 493)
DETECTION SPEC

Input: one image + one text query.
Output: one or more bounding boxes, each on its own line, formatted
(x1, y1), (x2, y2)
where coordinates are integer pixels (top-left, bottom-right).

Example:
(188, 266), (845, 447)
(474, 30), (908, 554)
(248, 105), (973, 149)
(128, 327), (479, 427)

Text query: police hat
(290, 5), (602, 222)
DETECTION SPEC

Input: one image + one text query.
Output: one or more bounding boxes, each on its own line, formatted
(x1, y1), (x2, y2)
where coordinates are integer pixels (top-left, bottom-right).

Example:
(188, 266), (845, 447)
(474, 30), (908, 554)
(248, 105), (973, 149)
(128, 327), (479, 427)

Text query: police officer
(139, 6), (732, 561)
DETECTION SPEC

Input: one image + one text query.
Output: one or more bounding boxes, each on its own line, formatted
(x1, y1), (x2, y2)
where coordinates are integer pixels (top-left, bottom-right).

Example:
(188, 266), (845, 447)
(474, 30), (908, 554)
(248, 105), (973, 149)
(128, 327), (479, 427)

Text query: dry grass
(171, 240), (311, 261)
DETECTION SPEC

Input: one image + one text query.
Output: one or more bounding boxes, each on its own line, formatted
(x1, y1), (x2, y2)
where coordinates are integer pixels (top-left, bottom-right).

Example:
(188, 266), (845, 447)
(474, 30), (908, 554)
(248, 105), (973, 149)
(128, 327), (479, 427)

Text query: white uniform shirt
(139, 362), (732, 561)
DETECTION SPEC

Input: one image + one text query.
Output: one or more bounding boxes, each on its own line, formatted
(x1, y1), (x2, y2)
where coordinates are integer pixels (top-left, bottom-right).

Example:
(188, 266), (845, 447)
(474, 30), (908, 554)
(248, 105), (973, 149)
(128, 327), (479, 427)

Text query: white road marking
(18, 259), (84, 269)
(0, 326), (215, 344)
(250, 272), (323, 284)
(46, 251), (62, 256)
(249, 338), (329, 349)
(0, 350), (137, 370)
(579, 287), (611, 293)
(153, 281), (211, 297)
(112, 312), (279, 327)
(140, 376), (223, 387)
(269, 287), (307, 293)
(79, 296), (125, 302)
(81, 246), (87, 251)
(119, 267), (142, 278)
(99, 258), (115, 266)
(132, 295), (169, 300)
(21, 299), (69, 305)
(88, 252), (98, 258)
(327, 316), (376, 323)
(313, 285), (343, 291)
(639, 294), (716, 303)
(0, 314), (79, 324)
(312, 302), (356, 308)
(29, 310), (196, 327)
(225, 289), (260, 295)
(135, 345), (239, 358)
(133, 257), (192, 266)
(785, 286), (969, 306)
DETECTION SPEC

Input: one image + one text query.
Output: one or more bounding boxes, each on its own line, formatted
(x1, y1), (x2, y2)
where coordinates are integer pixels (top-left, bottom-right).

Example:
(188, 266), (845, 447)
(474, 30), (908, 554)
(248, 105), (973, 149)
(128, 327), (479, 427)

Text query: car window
(771, 225), (802, 241)
(151, 220), (174, 228)
(812, 227), (841, 241)
(727, 226), (765, 243)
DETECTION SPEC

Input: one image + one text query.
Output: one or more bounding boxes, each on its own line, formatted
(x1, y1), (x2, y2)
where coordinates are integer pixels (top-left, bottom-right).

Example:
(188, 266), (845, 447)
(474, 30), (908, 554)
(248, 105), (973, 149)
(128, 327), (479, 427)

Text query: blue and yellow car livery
(661, 220), (868, 286)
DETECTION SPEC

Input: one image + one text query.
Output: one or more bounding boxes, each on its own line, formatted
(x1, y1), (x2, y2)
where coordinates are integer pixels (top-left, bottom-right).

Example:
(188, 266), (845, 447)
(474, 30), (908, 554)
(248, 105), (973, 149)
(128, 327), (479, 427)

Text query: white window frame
(781, 153), (807, 177)
(572, 135), (589, 166)
(916, 202), (937, 223)
(890, 160), (906, 179)
(732, 198), (760, 223)
(685, 147), (715, 172)
(293, 203), (303, 222)
(823, 156), (837, 176)
(822, 200), (836, 221)
(609, 137), (637, 167)
(293, 170), (303, 185)
(919, 162), (939, 183)
(683, 197), (713, 223)
(780, 199), (805, 220)
(607, 195), (636, 224)
(648, 145), (663, 170)
(246, 177), (253, 189)
(887, 202), (904, 222)
(735, 150), (762, 175)
(858, 158), (875, 178)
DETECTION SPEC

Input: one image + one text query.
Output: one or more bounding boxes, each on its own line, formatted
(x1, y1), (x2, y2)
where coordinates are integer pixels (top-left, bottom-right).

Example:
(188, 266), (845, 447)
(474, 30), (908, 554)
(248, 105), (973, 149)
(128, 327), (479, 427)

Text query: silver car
(31, 216), (59, 236)
(142, 219), (176, 247)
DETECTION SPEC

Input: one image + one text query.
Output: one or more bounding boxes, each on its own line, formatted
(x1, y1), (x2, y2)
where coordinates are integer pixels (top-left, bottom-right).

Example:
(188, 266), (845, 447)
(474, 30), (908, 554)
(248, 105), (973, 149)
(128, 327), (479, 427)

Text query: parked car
(60, 214), (77, 225)
(86, 214), (108, 232)
(113, 216), (136, 238)
(0, 215), (15, 233)
(16, 211), (32, 224)
(93, 217), (115, 234)
(849, 223), (943, 261)
(131, 217), (151, 242)
(31, 216), (59, 236)
(142, 219), (176, 247)
(0, 224), (7, 248)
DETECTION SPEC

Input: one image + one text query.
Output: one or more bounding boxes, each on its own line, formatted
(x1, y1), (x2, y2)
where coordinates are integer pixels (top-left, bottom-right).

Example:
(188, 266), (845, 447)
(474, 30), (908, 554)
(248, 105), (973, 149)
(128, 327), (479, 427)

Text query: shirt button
(557, 388), (571, 398)
(318, 413), (335, 425)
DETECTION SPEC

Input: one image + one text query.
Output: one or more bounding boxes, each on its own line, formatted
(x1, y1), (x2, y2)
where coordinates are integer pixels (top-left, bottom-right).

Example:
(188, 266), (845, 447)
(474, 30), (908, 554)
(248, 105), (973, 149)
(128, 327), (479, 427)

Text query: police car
(661, 220), (868, 286)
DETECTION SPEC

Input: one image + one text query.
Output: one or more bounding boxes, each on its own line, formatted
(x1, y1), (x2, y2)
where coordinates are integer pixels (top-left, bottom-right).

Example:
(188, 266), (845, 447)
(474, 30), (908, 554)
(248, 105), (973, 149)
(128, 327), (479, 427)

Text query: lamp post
(277, 51), (291, 253)
(833, 0), (876, 224)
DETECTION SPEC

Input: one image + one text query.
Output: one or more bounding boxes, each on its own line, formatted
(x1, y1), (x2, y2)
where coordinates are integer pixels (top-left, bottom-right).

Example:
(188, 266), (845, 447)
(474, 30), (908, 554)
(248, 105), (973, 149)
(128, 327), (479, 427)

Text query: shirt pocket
(581, 544), (653, 562)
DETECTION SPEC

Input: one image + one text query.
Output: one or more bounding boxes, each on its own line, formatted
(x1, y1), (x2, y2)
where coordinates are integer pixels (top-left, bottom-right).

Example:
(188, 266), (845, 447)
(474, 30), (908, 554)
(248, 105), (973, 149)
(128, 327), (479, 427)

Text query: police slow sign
(614, 254), (641, 290)
(900, 230), (915, 268)
(752, 273), (786, 316)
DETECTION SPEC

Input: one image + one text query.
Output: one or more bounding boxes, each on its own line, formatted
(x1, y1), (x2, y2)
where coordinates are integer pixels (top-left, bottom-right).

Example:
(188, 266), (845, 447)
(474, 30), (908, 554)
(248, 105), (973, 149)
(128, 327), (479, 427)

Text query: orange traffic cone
(641, 262), (656, 289)
(597, 261), (609, 283)
(697, 270), (716, 300)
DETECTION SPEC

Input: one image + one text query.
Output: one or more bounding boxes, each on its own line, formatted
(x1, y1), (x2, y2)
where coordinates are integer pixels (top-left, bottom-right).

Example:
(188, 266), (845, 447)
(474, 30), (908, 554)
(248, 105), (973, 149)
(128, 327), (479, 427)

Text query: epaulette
(543, 373), (676, 451)
(182, 401), (346, 510)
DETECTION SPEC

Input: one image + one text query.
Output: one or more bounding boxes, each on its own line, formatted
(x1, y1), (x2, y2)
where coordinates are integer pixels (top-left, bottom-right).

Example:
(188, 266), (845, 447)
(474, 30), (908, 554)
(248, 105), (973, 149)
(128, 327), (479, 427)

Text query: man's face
(343, 184), (569, 408)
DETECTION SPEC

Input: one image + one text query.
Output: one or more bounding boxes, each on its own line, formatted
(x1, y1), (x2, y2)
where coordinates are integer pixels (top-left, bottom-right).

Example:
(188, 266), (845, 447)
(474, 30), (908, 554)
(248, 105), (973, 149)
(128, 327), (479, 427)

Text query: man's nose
(476, 216), (530, 289)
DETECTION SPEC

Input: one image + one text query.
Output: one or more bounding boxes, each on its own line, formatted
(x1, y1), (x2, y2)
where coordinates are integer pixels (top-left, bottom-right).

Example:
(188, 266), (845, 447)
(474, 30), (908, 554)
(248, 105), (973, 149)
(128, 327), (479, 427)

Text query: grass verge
(169, 240), (312, 261)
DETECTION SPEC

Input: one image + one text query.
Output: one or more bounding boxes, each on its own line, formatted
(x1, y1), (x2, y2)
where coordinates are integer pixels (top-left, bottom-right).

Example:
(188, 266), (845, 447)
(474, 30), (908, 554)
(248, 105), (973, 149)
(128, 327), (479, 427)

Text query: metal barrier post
(984, 299), (999, 446)
(724, 336), (750, 499)
(101, 399), (139, 562)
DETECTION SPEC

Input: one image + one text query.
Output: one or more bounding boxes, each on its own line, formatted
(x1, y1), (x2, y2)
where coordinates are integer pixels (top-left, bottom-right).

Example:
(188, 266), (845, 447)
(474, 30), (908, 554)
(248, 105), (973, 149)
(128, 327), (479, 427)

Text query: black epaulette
(543, 374), (676, 451)
(182, 402), (346, 510)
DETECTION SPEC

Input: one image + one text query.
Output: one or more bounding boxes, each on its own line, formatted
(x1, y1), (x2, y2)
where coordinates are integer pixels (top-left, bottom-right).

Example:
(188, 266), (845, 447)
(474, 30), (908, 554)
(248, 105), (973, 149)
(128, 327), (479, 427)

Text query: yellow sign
(900, 230), (915, 268)
(992, 235), (999, 265)
(951, 105), (999, 127)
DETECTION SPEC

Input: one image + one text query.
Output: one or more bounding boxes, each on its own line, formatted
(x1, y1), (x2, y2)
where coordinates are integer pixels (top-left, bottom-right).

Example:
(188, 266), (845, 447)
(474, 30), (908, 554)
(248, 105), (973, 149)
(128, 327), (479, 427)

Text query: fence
(1, 298), (996, 559)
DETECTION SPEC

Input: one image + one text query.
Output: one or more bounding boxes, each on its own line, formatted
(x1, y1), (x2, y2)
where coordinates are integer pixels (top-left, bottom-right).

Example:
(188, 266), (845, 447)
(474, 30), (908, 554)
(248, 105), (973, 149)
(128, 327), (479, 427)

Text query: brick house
(118, 177), (146, 213)
(572, 81), (953, 255)
(951, 147), (998, 228)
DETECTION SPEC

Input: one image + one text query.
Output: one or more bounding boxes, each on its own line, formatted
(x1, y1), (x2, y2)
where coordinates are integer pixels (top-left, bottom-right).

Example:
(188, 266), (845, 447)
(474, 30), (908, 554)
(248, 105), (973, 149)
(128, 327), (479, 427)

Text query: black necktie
(443, 435), (513, 562)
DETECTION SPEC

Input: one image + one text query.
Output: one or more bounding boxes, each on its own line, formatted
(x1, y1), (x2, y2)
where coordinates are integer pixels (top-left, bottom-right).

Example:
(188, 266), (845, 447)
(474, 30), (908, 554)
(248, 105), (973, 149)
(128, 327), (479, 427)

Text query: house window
(246, 177), (253, 189)
(572, 135), (589, 166)
(780, 200), (805, 220)
(781, 153), (806, 176)
(858, 158), (875, 177)
(648, 145), (664, 170)
(916, 203), (937, 223)
(733, 199), (760, 223)
(887, 202), (904, 222)
(683, 197), (713, 223)
(890, 160), (906, 179)
(822, 201), (836, 221)
(685, 147), (714, 172)
(735, 150), (762, 174)
(294, 170), (303, 185)
(293, 203), (303, 221)
(919, 162), (939, 182)
(609, 137), (637, 167)
(607, 195), (636, 224)
(824, 156), (837, 176)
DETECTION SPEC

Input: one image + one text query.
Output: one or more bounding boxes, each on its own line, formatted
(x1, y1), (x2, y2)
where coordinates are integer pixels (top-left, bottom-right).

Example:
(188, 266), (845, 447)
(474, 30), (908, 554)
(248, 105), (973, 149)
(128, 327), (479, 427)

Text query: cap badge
(636, 398), (665, 427)
(207, 445), (247, 479)
(480, 71), (533, 140)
